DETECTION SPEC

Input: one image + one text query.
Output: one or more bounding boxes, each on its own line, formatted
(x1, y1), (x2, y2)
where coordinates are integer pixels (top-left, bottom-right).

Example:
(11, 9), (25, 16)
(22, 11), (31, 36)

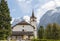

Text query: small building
(10, 11), (37, 41)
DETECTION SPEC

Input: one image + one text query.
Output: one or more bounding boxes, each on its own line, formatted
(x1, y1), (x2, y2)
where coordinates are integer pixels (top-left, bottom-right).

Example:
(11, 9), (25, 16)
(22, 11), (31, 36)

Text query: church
(10, 11), (37, 40)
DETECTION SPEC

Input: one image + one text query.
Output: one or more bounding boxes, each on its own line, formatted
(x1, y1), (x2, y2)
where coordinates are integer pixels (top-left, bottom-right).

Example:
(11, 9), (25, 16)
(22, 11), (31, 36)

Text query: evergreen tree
(0, 0), (11, 39)
(38, 26), (44, 39)
(45, 24), (53, 39)
(45, 23), (60, 39)
(52, 23), (60, 39)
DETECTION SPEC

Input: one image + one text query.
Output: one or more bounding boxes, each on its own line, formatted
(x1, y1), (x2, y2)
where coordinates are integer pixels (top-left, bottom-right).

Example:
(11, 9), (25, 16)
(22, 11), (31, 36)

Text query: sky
(6, 0), (60, 24)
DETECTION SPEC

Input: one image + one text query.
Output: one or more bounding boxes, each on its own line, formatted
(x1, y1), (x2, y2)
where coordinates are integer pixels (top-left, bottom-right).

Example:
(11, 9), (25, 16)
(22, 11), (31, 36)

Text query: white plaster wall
(12, 25), (34, 31)
(31, 22), (37, 29)
(31, 22), (37, 38)
(34, 30), (37, 38)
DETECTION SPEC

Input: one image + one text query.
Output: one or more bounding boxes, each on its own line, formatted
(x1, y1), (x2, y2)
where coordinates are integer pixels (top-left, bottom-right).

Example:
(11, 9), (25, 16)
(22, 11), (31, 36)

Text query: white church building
(10, 11), (37, 40)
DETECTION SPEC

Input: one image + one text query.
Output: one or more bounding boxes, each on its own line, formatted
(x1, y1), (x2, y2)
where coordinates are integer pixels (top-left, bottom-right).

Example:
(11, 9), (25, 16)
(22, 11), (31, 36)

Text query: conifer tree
(52, 23), (60, 39)
(38, 26), (44, 39)
(45, 23), (60, 39)
(45, 24), (53, 39)
(0, 0), (11, 39)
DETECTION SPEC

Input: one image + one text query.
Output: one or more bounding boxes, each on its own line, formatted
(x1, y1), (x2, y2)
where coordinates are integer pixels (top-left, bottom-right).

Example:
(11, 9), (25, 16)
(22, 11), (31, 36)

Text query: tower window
(33, 19), (35, 21)
(22, 29), (24, 31)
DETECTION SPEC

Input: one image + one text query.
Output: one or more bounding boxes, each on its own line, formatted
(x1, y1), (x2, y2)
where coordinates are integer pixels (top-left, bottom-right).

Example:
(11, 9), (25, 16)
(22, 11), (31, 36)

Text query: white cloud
(23, 16), (30, 23)
(11, 18), (15, 24)
(54, 0), (60, 7)
(36, 0), (60, 23)
(55, 0), (60, 1)
(41, 1), (55, 10)
(26, 0), (32, 4)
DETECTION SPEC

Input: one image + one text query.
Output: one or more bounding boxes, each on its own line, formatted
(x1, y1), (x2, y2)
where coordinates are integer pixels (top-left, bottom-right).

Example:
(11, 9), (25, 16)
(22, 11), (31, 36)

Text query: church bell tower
(30, 10), (37, 38)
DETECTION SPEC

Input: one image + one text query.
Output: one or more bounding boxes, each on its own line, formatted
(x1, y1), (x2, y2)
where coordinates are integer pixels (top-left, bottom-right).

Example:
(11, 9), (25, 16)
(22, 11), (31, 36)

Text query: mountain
(11, 16), (30, 27)
(39, 7), (60, 27)
(11, 18), (22, 27)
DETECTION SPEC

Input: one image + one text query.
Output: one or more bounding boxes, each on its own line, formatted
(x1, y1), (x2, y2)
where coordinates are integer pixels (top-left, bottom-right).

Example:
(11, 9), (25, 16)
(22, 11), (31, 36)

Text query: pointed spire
(30, 10), (36, 19)
(32, 10), (34, 17)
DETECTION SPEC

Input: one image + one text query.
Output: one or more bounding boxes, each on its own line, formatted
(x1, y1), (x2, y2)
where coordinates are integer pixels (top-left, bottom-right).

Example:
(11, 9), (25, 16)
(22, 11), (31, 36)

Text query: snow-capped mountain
(39, 7), (60, 27)
(11, 16), (30, 27)
(11, 18), (22, 27)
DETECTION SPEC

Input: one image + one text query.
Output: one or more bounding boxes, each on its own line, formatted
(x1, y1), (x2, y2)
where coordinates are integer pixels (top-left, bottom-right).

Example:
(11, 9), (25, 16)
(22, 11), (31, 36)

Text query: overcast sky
(7, 0), (60, 23)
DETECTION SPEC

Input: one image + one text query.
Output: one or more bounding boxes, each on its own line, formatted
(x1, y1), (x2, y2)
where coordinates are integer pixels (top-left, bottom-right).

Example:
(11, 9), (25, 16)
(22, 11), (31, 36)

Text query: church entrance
(11, 35), (33, 41)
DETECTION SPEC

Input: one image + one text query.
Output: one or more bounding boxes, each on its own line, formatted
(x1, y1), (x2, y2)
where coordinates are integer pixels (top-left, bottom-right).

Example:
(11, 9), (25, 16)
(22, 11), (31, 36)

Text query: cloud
(23, 16), (30, 23)
(41, 1), (55, 10)
(11, 18), (15, 24)
(55, 0), (60, 1)
(25, 0), (32, 4)
(55, 0), (60, 6)
(36, 0), (60, 23)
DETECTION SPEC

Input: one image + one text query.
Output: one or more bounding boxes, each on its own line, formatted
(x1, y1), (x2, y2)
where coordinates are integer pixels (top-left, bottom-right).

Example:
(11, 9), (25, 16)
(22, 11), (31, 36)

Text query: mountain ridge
(39, 7), (60, 27)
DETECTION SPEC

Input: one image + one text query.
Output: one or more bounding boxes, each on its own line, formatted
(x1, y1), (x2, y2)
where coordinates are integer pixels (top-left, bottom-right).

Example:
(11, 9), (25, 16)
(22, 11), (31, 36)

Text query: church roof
(30, 10), (36, 19)
(17, 20), (30, 25)
(12, 20), (35, 29)
(12, 31), (34, 36)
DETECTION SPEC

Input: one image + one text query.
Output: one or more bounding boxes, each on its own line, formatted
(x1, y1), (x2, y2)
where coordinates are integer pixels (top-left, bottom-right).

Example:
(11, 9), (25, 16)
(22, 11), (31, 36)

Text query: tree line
(38, 23), (60, 40)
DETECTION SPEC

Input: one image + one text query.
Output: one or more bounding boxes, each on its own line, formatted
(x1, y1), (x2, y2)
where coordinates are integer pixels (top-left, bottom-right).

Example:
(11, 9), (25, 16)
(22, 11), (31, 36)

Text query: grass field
(0, 39), (60, 41)
(0, 40), (16, 41)
(31, 39), (60, 41)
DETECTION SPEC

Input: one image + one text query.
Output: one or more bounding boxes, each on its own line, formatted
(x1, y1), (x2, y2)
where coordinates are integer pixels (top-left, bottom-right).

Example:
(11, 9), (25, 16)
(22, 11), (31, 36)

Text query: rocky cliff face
(39, 7), (60, 27)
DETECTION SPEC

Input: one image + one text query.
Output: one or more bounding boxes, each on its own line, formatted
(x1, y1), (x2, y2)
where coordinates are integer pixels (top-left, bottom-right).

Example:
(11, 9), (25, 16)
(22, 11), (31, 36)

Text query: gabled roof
(12, 20), (35, 29)
(17, 20), (30, 25)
